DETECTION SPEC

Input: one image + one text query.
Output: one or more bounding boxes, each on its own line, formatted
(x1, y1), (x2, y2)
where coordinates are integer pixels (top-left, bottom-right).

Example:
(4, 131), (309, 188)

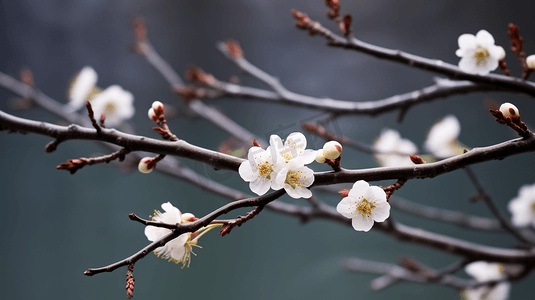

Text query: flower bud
(496, 46), (506, 60)
(152, 101), (164, 115)
(148, 108), (157, 122)
(181, 213), (197, 223)
(315, 149), (326, 163)
(138, 157), (155, 174)
(323, 141), (342, 160)
(527, 54), (535, 69)
(499, 102), (519, 118)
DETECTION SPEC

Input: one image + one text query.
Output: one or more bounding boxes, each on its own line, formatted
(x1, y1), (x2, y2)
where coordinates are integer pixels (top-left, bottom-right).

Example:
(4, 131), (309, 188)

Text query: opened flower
(270, 132), (315, 165)
(456, 29), (505, 75)
(424, 115), (466, 159)
(374, 129), (418, 167)
(67, 66), (98, 112)
(90, 85), (135, 127)
(336, 180), (390, 232)
(144, 202), (218, 268)
(239, 146), (282, 195)
(275, 159), (314, 199)
(508, 183), (535, 228)
(462, 261), (510, 300)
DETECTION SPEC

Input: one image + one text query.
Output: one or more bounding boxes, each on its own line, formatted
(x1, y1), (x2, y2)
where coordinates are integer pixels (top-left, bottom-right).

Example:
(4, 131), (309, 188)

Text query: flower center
(356, 198), (376, 216)
(474, 47), (490, 65)
(285, 170), (303, 189)
(258, 161), (274, 179)
(105, 102), (116, 114)
(531, 202), (535, 213)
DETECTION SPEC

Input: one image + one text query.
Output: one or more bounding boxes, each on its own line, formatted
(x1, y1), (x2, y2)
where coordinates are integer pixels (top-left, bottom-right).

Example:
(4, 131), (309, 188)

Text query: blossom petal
(458, 34), (477, 50)
(250, 178), (271, 195)
(351, 214), (374, 232)
(348, 180), (370, 199)
(238, 161), (255, 182)
(458, 56), (478, 74)
(286, 132), (307, 149)
(365, 186), (387, 203)
(295, 186), (312, 198)
(284, 184), (302, 199)
(372, 202), (391, 222)
(476, 30), (495, 48)
(300, 149), (316, 164)
(337, 197), (357, 218)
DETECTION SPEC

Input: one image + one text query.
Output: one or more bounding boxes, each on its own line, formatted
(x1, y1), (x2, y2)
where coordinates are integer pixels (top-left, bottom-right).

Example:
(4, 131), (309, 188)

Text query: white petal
(476, 30), (495, 48)
(238, 161), (255, 182)
(487, 282), (511, 300)
(365, 186), (387, 203)
(295, 186), (312, 198)
(458, 33), (477, 50)
(348, 180), (370, 199)
(275, 168), (289, 187)
(144, 226), (170, 241)
(372, 202), (391, 222)
(299, 166), (315, 187)
(300, 149), (316, 164)
(351, 214), (374, 232)
(337, 197), (357, 219)
(284, 184), (302, 199)
(465, 261), (504, 281)
(286, 132), (307, 149)
(250, 178), (271, 195)
(458, 56), (478, 74)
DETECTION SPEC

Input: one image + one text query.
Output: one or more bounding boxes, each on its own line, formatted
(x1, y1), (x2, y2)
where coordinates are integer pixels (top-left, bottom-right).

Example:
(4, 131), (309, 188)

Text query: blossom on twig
(462, 261), (510, 300)
(336, 180), (390, 232)
(374, 129), (418, 167)
(144, 202), (217, 268)
(508, 183), (535, 228)
(67, 66), (98, 111)
(270, 132), (316, 165)
(424, 115), (466, 159)
(323, 141), (342, 160)
(456, 30), (505, 75)
(275, 159), (314, 199)
(239, 146), (282, 196)
(90, 85), (135, 127)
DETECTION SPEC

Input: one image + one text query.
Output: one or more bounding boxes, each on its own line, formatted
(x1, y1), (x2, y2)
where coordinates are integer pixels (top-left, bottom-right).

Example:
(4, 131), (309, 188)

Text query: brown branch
(85, 101), (101, 136)
(83, 189), (286, 276)
(56, 148), (131, 174)
(290, 10), (535, 97)
(219, 205), (265, 236)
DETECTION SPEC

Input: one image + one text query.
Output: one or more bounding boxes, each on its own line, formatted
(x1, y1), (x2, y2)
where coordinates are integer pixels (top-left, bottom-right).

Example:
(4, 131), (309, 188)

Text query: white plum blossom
(456, 30), (505, 75)
(144, 202), (216, 268)
(275, 159), (314, 199)
(270, 132), (315, 165)
(462, 261), (510, 300)
(239, 146), (282, 195)
(424, 115), (465, 159)
(336, 180), (390, 232)
(499, 102), (519, 118)
(374, 129), (418, 167)
(90, 85), (135, 127)
(67, 66), (98, 112)
(508, 183), (535, 228)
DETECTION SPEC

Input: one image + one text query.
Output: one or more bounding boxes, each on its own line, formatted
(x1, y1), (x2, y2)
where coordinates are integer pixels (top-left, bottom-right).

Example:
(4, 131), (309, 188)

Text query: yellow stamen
(474, 46), (490, 65)
(285, 170), (304, 189)
(258, 161), (274, 179)
(355, 198), (376, 217)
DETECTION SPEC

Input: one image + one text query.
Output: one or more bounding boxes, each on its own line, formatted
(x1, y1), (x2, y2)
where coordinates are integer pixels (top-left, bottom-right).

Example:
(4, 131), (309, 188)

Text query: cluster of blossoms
(239, 132), (317, 199)
(462, 261), (510, 300)
(67, 66), (135, 127)
(144, 202), (220, 268)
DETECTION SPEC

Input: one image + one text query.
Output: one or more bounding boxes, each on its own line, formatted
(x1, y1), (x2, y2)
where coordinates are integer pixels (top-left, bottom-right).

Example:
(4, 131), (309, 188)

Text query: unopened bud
(499, 102), (519, 118)
(138, 157), (155, 174)
(496, 46), (506, 60)
(148, 108), (157, 122)
(527, 54), (535, 69)
(323, 141), (342, 160)
(181, 213), (197, 223)
(315, 149), (326, 163)
(152, 101), (164, 115)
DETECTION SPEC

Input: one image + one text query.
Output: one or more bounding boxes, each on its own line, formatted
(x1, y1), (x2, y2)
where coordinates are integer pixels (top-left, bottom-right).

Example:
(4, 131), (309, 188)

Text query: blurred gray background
(1, 0), (535, 299)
